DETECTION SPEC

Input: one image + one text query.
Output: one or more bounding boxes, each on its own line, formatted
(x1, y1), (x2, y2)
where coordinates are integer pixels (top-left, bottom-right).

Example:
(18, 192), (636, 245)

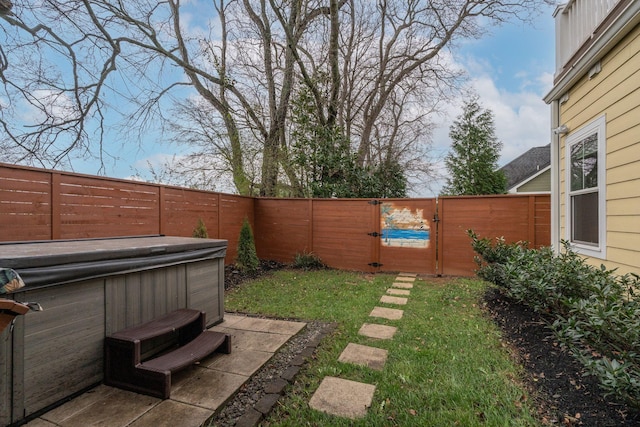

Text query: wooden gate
(375, 198), (437, 274)
(310, 199), (378, 272)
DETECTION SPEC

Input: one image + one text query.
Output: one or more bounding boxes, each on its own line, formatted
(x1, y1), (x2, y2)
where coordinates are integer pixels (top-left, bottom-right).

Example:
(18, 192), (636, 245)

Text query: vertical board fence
(0, 163), (551, 275)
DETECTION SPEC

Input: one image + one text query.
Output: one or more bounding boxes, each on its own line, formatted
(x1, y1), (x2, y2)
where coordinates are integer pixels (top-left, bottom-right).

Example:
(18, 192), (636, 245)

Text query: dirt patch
(224, 260), (287, 291)
(484, 286), (640, 426)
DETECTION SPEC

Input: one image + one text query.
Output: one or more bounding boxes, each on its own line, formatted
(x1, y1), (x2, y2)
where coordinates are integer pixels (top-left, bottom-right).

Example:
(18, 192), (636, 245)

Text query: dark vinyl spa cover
(0, 235), (227, 289)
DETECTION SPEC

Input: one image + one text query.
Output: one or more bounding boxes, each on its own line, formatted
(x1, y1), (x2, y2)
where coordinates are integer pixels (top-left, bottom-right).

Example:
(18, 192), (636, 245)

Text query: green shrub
(469, 230), (640, 408)
(467, 230), (526, 288)
(292, 251), (325, 270)
(236, 217), (259, 273)
(192, 218), (209, 238)
(552, 271), (640, 408)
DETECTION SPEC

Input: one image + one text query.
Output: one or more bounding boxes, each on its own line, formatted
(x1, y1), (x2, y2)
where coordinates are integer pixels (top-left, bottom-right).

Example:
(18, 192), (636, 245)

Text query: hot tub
(0, 235), (227, 425)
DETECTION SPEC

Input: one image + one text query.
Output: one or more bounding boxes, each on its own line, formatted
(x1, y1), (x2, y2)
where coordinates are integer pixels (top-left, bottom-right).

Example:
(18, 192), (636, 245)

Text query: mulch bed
(484, 286), (640, 426)
(223, 264), (640, 426)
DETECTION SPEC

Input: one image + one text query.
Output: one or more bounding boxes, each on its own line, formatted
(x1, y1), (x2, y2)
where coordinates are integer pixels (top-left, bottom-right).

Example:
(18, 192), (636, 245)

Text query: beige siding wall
(517, 169), (551, 193)
(558, 23), (640, 274)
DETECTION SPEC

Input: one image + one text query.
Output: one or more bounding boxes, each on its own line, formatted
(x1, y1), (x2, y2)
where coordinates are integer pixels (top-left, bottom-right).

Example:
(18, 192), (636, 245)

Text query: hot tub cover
(0, 235), (227, 289)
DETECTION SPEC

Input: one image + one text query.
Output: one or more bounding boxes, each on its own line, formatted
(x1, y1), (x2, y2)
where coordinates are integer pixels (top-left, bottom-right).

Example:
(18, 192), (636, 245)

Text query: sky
(66, 3), (559, 197)
(422, 3), (558, 196)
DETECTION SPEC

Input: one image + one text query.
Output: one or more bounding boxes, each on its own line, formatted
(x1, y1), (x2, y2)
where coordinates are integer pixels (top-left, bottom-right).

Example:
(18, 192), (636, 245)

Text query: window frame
(564, 115), (606, 259)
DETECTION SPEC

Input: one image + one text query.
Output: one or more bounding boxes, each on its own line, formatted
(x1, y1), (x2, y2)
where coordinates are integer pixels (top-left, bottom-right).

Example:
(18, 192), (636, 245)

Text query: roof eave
(544, 1), (640, 104)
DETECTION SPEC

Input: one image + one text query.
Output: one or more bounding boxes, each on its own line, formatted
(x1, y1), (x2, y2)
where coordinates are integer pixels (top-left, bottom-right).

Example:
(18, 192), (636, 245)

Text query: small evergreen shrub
(292, 251), (325, 270)
(236, 217), (259, 273)
(469, 229), (640, 408)
(192, 218), (208, 238)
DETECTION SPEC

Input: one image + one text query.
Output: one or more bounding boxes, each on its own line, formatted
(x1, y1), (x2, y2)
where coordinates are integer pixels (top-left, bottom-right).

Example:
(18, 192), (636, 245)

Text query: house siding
(559, 22), (640, 274)
(517, 169), (551, 193)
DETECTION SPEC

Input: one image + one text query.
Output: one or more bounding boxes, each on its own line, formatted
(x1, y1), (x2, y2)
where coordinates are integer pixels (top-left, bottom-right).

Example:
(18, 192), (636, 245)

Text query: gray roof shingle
(500, 144), (550, 189)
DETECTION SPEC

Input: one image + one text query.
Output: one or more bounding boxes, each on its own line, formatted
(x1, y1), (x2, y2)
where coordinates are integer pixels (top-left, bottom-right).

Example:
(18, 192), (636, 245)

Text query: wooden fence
(0, 164), (253, 263)
(0, 163), (550, 276)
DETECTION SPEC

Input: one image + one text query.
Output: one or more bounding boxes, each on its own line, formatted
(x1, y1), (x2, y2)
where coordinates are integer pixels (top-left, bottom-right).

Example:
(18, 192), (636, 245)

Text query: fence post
(51, 172), (61, 240)
(528, 195), (536, 246)
(158, 186), (166, 235)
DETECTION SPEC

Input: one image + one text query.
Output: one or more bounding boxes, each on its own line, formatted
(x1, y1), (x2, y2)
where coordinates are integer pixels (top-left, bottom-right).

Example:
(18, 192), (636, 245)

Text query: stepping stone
(398, 272), (417, 277)
(395, 276), (415, 282)
(369, 306), (403, 320)
(387, 288), (410, 296)
(392, 282), (413, 289)
(358, 323), (397, 339)
(380, 295), (407, 305)
(309, 376), (376, 419)
(338, 343), (388, 371)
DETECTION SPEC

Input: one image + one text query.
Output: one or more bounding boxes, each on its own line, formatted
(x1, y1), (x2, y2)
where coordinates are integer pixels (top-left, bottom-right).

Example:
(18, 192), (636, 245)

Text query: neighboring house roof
(500, 144), (551, 192)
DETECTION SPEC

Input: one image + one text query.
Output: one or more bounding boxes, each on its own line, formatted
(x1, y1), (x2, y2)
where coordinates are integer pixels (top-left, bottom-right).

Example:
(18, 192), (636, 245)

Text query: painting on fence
(380, 203), (430, 248)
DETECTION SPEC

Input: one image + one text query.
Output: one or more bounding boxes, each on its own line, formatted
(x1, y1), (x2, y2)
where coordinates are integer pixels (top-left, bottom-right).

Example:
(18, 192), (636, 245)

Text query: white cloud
(420, 54), (553, 197)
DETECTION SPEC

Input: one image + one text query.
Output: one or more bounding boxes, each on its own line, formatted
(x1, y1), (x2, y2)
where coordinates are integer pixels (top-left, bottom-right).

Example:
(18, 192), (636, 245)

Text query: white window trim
(564, 115), (606, 259)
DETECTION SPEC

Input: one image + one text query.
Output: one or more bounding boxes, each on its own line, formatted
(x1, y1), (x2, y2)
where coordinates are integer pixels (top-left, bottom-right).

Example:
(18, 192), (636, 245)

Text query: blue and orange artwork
(380, 203), (430, 248)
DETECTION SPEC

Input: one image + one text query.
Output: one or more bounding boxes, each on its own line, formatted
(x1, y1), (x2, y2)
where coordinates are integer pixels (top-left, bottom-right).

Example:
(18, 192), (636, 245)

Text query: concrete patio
(24, 314), (306, 427)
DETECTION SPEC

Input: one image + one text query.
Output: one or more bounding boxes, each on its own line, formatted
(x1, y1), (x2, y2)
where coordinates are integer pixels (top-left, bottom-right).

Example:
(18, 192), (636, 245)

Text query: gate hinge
(368, 200), (381, 205)
(432, 213), (440, 223)
(367, 232), (380, 237)
(368, 262), (383, 268)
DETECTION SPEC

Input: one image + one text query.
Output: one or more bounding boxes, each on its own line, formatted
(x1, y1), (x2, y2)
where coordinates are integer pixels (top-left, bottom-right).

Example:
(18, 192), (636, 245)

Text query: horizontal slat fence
(254, 198), (311, 263)
(0, 166), (52, 241)
(0, 163), (551, 275)
(438, 195), (551, 276)
(0, 163), (253, 263)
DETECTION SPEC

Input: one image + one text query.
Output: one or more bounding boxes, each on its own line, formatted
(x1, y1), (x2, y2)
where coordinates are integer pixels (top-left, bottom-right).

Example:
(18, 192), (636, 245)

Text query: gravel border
(203, 316), (337, 427)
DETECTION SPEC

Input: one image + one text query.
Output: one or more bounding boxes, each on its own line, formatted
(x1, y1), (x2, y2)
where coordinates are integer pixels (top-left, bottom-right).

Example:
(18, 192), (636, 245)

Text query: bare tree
(0, 0), (549, 196)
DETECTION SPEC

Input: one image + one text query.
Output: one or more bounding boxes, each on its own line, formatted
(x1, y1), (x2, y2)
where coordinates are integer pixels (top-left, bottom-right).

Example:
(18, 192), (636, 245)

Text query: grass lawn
(225, 269), (542, 426)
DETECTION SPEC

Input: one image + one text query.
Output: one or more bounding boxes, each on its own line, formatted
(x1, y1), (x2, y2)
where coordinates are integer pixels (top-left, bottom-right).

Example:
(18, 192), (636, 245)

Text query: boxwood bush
(468, 230), (640, 408)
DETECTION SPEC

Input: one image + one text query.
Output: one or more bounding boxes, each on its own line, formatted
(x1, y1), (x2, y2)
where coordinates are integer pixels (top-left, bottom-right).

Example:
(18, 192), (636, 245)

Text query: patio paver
(40, 386), (159, 427)
(170, 368), (247, 410)
(209, 327), (293, 353)
(309, 376), (376, 419)
(203, 348), (274, 377)
(338, 343), (388, 371)
(129, 399), (212, 427)
(358, 323), (397, 339)
(395, 276), (415, 282)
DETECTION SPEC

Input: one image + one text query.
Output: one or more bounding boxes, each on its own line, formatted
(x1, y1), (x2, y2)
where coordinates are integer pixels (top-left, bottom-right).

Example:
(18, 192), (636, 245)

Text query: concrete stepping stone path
(398, 272), (417, 277)
(369, 306), (403, 320)
(380, 295), (408, 305)
(387, 288), (410, 296)
(392, 281), (413, 289)
(308, 376), (376, 419)
(358, 323), (397, 340)
(338, 343), (388, 371)
(308, 273), (418, 421)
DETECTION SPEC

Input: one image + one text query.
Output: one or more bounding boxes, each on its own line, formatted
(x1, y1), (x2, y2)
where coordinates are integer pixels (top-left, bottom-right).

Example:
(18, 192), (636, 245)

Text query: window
(565, 116), (606, 258)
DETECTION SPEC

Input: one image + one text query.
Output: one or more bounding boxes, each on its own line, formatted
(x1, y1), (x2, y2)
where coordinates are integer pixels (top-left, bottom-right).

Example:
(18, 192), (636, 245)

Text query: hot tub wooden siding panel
(16, 280), (105, 418)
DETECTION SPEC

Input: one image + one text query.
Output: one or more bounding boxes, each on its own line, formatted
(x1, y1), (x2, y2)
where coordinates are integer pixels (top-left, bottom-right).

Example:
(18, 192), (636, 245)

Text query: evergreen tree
(236, 218), (260, 273)
(441, 97), (507, 195)
(290, 85), (407, 198)
(192, 218), (208, 238)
